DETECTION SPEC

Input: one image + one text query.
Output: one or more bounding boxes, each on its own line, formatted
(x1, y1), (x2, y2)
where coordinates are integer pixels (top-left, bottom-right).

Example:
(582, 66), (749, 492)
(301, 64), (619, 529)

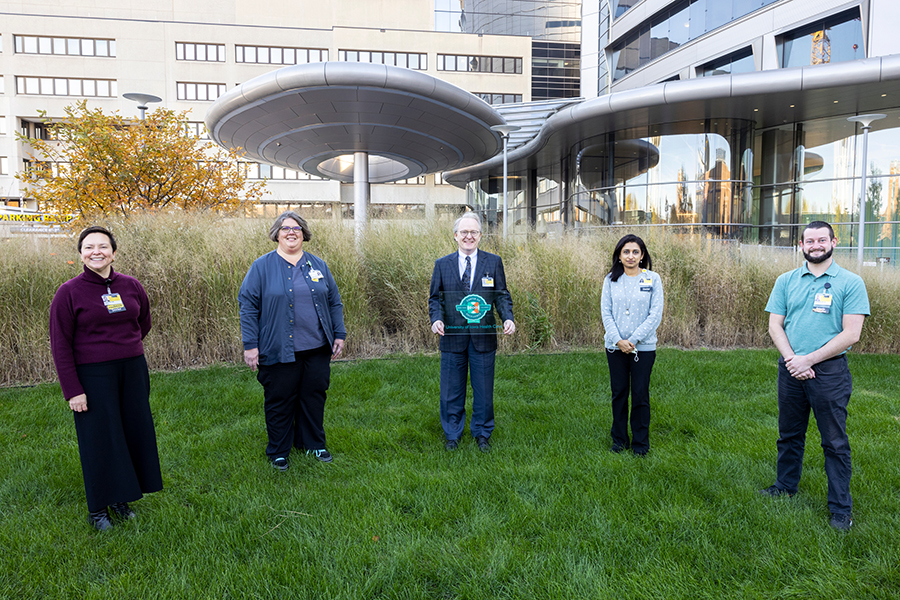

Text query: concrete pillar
(353, 151), (369, 241)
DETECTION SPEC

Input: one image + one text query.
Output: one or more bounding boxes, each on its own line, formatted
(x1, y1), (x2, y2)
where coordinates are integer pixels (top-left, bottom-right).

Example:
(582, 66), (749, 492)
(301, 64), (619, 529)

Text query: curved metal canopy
(444, 54), (900, 185)
(205, 62), (506, 183)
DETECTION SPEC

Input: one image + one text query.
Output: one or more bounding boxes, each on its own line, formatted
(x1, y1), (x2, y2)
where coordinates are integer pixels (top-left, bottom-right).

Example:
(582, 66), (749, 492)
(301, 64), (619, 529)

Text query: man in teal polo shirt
(760, 221), (869, 531)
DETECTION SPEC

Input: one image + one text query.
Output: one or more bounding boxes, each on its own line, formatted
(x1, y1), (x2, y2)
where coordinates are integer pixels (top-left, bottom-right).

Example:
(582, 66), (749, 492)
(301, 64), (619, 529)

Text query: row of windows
(240, 163), (324, 181)
(16, 77), (117, 97)
(475, 93), (523, 105)
(613, 4), (860, 81)
(176, 82), (226, 102)
(338, 50), (427, 70)
(611, 0), (781, 80)
(437, 54), (523, 74)
(13, 35), (116, 57)
(235, 45), (328, 65)
(176, 42), (225, 62)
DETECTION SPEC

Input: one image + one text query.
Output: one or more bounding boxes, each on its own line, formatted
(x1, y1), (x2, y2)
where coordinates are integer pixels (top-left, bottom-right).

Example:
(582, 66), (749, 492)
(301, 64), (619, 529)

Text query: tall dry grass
(2, 213), (899, 387)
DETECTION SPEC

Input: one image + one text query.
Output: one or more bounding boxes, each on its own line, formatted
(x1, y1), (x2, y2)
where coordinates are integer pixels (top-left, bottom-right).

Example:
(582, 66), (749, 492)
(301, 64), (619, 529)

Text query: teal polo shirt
(765, 260), (870, 357)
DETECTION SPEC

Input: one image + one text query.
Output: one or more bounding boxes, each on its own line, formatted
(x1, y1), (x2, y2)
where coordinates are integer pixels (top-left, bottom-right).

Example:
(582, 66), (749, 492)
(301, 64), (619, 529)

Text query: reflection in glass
(780, 8), (863, 68)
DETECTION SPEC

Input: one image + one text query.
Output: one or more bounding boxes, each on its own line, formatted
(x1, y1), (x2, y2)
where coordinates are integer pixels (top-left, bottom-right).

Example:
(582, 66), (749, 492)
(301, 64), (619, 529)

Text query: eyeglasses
(280, 226), (303, 233)
(458, 230), (481, 238)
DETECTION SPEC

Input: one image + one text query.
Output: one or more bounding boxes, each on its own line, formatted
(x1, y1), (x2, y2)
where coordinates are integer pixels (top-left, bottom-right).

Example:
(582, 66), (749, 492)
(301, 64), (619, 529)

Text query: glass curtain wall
(753, 111), (900, 262)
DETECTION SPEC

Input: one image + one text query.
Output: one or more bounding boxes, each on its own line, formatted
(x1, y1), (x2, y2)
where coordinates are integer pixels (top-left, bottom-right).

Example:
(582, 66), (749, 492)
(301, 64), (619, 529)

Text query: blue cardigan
(238, 250), (346, 365)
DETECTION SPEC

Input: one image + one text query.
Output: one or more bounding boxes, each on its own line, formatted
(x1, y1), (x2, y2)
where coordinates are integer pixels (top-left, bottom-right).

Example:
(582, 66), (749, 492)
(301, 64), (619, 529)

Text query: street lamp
(123, 93), (162, 121)
(490, 124), (521, 239)
(847, 113), (886, 266)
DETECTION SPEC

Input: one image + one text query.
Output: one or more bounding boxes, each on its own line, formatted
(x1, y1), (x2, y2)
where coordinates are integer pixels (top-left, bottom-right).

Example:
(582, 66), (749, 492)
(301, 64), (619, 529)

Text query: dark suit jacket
(428, 250), (514, 353)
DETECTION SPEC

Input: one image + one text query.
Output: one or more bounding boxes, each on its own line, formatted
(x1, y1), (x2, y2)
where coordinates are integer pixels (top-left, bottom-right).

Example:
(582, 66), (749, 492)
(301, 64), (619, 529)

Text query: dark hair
(802, 220), (835, 241)
(268, 211), (312, 243)
(608, 234), (651, 282)
(77, 226), (117, 253)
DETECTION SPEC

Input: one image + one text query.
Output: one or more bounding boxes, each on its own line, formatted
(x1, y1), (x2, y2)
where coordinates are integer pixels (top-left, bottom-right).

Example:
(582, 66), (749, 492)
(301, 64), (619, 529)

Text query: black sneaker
(272, 457), (288, 471)
(829, 513), (853, 531)
(445, 439), (459, 451)
(475, 435), (491, 453)
(110, 502), (135, 520)
(758, 485), (795, 498)
(88, 509), (114, 531)
(307, 449), (333, 463)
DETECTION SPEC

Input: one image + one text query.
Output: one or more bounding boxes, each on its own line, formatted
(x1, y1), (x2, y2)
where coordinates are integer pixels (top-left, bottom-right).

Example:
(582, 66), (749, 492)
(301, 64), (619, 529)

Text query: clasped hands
(784, 354), (816, 380)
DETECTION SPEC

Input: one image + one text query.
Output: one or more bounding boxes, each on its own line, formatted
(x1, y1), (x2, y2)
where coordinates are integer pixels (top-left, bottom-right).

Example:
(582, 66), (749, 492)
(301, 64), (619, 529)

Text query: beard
(803, 247), (833, 264)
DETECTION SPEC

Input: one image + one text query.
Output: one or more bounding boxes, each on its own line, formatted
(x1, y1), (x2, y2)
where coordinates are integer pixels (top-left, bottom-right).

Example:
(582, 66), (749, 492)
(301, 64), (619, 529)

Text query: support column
(353, 151), (369, 241)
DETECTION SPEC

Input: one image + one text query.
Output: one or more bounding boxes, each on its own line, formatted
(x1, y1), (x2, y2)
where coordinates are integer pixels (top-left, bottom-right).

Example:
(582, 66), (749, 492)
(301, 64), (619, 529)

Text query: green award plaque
(439, 290), (502, 334)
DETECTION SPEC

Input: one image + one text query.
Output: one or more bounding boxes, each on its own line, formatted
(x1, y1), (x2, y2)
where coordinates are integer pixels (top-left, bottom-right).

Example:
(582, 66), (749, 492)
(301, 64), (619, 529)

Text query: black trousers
(606, 349), (656, 453)
(776, 355), (853, 515)
(74, 355), (163, 512)
(257, 345), (332, 459)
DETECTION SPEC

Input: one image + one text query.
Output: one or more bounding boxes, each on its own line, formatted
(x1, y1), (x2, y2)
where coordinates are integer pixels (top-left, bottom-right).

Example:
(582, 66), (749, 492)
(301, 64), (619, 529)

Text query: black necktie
(461, 256), (471, 292)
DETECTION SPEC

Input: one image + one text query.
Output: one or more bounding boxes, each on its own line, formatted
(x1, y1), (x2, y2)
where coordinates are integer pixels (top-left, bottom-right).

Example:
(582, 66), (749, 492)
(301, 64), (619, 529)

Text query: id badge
(639, 276), (653, 292)
(812, 293), (832, 314)
(102, 293), (126, 314)
(309, 269), (323, 282)
(481, 276), (494, 288)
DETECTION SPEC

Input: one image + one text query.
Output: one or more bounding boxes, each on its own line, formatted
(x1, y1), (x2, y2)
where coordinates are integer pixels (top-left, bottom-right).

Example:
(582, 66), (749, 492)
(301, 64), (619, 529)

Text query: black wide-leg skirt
(73, 355), (163, 512)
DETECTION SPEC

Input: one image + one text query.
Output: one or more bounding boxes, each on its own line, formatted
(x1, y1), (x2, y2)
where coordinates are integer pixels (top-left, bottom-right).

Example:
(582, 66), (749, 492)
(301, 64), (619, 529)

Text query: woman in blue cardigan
(238, 211), (346, 470)
(600, 234), (664, 456)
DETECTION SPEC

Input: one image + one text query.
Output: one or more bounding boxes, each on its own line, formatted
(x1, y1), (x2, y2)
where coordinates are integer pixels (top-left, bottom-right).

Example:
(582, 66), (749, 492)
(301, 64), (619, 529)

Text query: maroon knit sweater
(49, 266), (152, 400)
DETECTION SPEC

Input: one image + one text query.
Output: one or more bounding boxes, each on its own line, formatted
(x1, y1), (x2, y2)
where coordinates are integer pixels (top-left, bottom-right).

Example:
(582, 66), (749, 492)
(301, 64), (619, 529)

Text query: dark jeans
(606, 349), (656, 453)
(74, 355), (162, 512)
(257, 345), (332, 459)
(776, 355), (853, 515)
(440, 338), (496, 440)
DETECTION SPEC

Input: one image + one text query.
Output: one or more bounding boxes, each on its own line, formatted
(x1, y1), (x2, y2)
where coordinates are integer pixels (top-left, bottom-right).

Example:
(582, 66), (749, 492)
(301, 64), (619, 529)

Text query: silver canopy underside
(205, 62), (506, 183)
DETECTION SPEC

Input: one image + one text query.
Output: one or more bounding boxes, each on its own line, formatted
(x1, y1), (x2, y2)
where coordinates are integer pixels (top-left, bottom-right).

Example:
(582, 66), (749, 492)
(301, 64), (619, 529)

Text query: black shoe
(830, 513), (853, 531)
(475, 435), (491, 453)
(110, 502), (135, 520)
(88, 509), (114, 531)
(445, 439), (459, 451)
(272, 457), (288, 471)
(611, 444), (627, 453)
(758, 485), (795, 498)
(633, 449), (648, 457)
(307, 449), (333, 463)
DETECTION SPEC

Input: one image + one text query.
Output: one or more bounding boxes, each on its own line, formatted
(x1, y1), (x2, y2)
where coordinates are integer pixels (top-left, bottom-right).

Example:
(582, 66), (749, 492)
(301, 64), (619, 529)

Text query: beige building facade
(0, 0), (532, 219)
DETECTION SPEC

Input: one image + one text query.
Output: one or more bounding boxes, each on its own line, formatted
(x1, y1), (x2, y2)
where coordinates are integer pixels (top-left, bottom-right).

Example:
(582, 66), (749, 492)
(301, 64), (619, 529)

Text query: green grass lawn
(2, 349), (898, 599)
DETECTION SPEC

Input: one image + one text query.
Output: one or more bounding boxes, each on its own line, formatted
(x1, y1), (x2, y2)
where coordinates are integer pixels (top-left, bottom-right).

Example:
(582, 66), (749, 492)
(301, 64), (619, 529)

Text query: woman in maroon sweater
(49, 226), (162, 531)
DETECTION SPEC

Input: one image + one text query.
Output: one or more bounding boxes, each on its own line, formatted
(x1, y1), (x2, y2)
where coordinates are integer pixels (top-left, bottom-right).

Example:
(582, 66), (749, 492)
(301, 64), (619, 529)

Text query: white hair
(453, 212), (482, 234)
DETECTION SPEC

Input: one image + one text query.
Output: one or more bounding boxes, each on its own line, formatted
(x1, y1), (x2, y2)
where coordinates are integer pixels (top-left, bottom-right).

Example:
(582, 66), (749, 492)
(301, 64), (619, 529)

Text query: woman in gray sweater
(600, 234), (664, 456)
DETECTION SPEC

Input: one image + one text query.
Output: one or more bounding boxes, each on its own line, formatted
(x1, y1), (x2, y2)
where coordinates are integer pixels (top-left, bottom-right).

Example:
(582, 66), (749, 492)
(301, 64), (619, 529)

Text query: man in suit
(429, 213), (515, 452)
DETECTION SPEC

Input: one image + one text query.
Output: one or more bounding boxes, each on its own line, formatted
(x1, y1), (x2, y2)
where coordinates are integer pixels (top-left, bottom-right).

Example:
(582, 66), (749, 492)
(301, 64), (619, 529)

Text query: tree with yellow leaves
(17, 100), (265, 220)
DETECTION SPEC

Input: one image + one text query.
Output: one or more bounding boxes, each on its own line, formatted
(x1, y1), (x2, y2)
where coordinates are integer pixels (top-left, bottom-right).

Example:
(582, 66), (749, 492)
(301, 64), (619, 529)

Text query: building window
(0, 157), (8, 175)
(338, 50), (427, 70)
(387, 176), (426, 185)
(176, 82), (226, 101)
(779, 8), (864, 69)
(16, 77), (117, 97)
(184, 122), (210, 139)
(698, 47), (755, 77)
(532, 41), (581, 100)
(0, 116), (5, 136)
(175, 42), (225, 62)
(14, 35), (115, 57)
(235, 46), (328, 65)
(438, 54), (523, 74)
(241, 162), (322, 180)
(474, 93), (523, 105)
(613, 0), (640, 20)
(611, 0), (782, 81)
